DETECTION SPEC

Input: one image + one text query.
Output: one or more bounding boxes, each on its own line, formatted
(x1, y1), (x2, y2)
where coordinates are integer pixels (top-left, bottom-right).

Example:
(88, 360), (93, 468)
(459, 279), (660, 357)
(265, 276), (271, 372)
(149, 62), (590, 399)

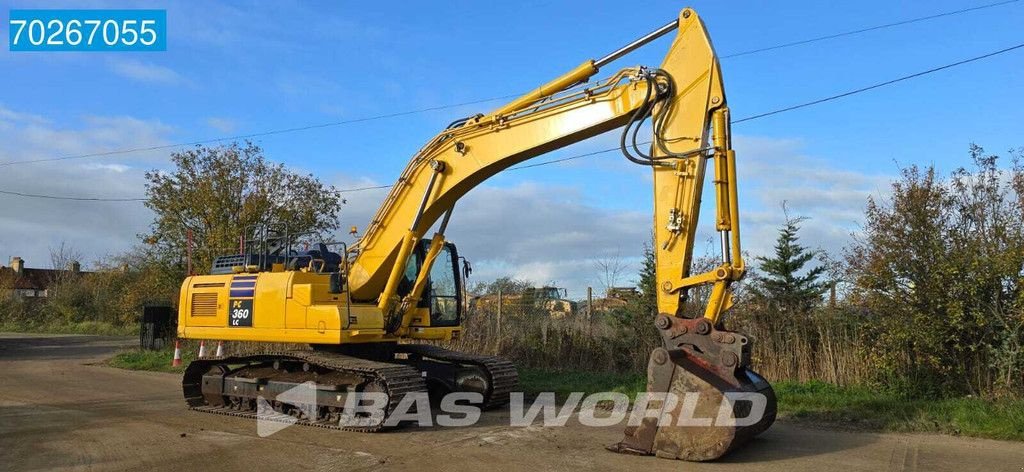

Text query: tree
(48, 242), (83, 287)
(143, 142), (343, 274)
(594, 250), (629, 295)
(637, 241), (657, 315)
(634, 236), (716, 317)
(847, 144), (1024, 395)
(603, 242), (659, 369)
(471, 276), (533, 296)
(749, 206), (827, 315)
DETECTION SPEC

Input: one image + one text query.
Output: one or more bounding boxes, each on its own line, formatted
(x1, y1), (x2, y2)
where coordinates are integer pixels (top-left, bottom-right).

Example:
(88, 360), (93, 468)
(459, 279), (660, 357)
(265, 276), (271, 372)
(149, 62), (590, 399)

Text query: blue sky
(0, 1), (1022, 296)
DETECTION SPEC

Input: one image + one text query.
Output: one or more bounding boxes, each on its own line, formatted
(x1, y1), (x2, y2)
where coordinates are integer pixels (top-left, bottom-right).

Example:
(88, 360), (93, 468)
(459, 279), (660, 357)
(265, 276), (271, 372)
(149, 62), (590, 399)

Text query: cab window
(428, 244), (460, 326)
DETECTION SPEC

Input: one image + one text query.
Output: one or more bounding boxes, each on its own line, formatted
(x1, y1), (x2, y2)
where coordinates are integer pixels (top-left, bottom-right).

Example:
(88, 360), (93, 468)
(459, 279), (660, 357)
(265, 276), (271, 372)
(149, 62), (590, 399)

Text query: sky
(0, 1), (1022, 298)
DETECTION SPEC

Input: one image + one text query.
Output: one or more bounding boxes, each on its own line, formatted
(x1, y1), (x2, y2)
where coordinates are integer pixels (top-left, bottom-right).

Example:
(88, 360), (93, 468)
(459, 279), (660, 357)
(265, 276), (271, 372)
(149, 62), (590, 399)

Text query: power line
(509, 41), (1024, 168)
(0, 189), (145, 202)
(2, 1), (1016, 169)
(338, 184), (394, 193)
(732, 42), (1024, 123)
(510, 148), (622, 170)
(721, 0), (1019, 59)
(2, 41), (1022, 202)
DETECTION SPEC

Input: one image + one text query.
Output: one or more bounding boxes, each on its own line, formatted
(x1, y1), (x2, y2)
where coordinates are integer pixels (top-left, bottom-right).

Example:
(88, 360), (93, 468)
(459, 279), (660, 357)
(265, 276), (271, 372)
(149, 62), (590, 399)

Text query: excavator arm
(349, 9), (740, 323)
(346, 7), (774, 461)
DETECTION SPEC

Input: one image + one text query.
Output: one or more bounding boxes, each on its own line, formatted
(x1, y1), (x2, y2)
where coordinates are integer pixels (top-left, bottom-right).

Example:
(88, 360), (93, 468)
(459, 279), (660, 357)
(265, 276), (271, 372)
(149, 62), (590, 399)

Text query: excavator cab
(397, 238), (463, 327)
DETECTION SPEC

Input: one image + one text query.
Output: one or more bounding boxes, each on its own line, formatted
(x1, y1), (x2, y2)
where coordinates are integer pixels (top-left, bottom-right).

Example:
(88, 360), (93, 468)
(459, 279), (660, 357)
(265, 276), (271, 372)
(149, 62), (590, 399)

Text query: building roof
(0, 267), (86, 291)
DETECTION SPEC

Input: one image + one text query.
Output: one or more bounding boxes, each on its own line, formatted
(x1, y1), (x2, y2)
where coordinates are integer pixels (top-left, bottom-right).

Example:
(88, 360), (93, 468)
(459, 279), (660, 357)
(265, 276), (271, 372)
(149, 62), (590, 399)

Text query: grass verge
(107, 340), (302, 373)
(519, 369), (1024, 441)
(775, 380), (1024, 441)
(0, 320), (137, 336)
(107, 344), (194, 373)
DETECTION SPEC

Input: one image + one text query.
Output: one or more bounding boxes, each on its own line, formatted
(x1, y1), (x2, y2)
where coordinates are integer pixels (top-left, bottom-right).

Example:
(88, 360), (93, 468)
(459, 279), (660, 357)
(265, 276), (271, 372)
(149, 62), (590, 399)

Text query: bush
(0, 249), (180, 333)
(847, 145), (1024, 396)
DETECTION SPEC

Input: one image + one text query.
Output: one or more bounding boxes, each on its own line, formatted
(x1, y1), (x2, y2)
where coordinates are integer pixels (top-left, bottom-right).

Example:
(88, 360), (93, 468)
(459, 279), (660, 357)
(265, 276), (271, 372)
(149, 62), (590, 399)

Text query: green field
(107, 345), (195, 373)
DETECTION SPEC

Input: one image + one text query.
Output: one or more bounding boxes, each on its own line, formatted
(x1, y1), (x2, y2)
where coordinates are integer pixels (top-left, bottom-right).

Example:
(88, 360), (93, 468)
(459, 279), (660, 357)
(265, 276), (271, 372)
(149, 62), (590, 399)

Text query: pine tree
(750, 210), (827, 314)
(637, 241), (657, 314)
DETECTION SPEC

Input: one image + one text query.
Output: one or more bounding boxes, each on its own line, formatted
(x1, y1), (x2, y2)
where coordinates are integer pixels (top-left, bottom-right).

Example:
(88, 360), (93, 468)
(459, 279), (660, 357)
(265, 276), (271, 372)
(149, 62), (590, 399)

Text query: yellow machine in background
(471, 286), (576, 319)
(178, 7), (774, 461)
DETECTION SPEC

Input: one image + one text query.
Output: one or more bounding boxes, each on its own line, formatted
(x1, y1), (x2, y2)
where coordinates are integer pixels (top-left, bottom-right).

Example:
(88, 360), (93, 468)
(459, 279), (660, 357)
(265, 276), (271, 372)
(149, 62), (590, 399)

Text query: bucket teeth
(609, 316), (777, 461)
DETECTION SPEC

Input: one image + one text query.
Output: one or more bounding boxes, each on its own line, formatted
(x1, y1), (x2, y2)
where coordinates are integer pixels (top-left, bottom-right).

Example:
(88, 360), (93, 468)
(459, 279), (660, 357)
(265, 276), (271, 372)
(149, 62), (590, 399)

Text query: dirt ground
(0, 333), (1021, 472)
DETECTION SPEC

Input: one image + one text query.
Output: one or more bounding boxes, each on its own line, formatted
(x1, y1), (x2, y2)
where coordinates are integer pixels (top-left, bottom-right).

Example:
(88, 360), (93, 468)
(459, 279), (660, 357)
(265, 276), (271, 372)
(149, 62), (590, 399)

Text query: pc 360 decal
(229, 299), (253, 327)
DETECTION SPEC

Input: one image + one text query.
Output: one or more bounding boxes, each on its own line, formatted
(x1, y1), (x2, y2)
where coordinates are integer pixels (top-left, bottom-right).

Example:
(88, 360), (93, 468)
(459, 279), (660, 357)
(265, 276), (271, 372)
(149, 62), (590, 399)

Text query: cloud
(734, 136), (893, 257)
(205, 117), (238, 133)
(0, 106), (48, 125)
(332, 177), (648, 298)
(446, 183), (648, 290)
(331, 136), (893, 298)
(82, 163), (131, 173)
(1, 111), (174, 164)
(108, 59), (184, 85)
(0, 107), (890, 298)
(0, 106), (174, 269)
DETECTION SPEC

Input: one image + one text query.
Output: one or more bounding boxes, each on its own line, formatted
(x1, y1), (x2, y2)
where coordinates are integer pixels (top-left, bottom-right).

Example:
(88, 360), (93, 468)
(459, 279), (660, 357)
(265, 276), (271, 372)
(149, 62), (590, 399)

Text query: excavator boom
(349, 10), (734, 318)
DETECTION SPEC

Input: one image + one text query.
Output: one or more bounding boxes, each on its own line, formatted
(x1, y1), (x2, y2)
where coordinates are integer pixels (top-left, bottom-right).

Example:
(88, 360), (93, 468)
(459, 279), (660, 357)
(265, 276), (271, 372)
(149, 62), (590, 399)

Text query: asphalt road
(0, 333), (1021, 472)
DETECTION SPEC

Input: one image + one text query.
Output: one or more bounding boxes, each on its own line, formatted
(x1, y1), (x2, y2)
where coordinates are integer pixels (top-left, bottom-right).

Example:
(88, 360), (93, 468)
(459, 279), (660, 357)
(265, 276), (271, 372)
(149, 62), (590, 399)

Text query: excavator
(177, 7), (775, 462)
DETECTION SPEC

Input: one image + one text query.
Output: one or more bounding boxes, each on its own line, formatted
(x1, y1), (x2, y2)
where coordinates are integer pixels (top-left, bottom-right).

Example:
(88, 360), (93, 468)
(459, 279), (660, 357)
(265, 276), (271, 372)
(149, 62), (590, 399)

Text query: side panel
(252, 273), (288, 329)
(178, 274), (234, 328)
(177, 270), (461, 344)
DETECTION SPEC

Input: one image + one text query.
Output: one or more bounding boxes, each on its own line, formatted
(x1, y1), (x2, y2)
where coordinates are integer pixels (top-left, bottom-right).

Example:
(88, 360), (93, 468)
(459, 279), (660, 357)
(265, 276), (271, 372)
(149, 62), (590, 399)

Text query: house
(0, 256), (85, 298)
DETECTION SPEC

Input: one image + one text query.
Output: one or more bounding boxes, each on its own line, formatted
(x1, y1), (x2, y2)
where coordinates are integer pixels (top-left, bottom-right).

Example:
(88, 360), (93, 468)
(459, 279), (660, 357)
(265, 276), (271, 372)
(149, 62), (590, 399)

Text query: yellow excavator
(177, 7), (775, 462)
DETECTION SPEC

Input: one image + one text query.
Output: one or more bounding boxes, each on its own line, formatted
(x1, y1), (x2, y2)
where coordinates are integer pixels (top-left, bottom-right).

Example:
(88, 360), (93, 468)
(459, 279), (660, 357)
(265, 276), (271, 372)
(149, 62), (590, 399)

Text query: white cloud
(108, 59), (184, 85)
(205, 117), (238, 133)
(82, 163), (131, 173)
(331, 136), (893, 298)
(0, 106), (48, 125)
(0, 106), (174, 269)
(0, 111), (173, 164)
(445, 183), (649, 294)
(734, 136), (893, 257)
(331, 177), (648, 298)
(0, 106), (890, 298)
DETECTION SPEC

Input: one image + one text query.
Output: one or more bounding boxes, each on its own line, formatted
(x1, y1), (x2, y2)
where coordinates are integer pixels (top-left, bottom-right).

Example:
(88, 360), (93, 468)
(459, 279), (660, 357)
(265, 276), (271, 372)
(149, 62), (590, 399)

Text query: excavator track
(183, 350), (427, 432)
(395, 344), (518, 409)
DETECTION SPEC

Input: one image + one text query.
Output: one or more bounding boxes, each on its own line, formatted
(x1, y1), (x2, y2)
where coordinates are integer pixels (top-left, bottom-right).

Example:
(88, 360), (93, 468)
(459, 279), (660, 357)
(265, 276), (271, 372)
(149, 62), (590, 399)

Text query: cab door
(425, 243), (461, 327)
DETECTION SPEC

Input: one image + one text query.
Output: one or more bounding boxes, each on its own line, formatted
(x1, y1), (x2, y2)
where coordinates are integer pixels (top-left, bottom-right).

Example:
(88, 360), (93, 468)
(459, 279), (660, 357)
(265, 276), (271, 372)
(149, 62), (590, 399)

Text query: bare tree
(594, 250), (629, 295)
(49, 242), (83, 285)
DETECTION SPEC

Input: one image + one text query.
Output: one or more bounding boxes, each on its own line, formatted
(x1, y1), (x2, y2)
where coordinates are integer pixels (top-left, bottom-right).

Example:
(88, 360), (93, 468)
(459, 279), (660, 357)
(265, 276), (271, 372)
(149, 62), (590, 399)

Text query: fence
(443, 287), (873, 386)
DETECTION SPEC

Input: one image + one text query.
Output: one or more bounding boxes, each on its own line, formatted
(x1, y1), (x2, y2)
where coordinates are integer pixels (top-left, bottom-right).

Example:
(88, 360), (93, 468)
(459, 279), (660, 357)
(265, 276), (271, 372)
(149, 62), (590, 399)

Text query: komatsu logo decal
(230, 275), (257, 298)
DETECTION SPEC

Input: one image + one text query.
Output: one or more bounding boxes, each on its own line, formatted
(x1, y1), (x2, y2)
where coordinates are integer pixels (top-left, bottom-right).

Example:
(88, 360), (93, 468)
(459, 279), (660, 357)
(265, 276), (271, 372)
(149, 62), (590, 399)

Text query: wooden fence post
(495, 287), (502, 355)
(587, 286), (594, 337)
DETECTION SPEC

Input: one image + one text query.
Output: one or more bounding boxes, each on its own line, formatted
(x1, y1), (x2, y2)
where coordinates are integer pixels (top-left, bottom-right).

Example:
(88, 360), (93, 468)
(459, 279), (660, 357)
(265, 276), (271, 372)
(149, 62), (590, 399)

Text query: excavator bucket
(608, 315), (776, 461)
